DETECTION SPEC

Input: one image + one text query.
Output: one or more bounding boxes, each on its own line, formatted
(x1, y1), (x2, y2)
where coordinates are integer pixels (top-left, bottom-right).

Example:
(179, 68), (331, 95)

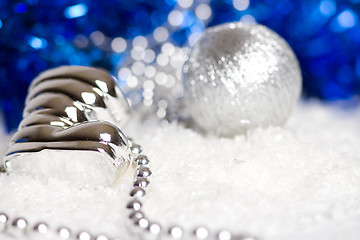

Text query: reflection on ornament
(183, 22), (302, 137)
(4, 66), (131, 187)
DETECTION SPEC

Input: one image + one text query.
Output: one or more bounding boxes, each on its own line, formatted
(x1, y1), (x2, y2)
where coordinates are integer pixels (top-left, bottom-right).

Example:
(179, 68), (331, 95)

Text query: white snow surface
(1, 101), (360, 240)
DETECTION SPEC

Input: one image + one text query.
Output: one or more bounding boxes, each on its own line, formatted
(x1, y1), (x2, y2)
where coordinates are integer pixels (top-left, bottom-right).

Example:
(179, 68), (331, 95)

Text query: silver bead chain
(126, 138), (258, 240)
(0, 139), (259, 240)
(0, 211), (112, 240)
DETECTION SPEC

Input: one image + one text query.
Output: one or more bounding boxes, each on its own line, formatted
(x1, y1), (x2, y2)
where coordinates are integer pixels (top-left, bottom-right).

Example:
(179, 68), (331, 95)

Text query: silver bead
(168, 226), (183, 239)
(134, 155), (150, 166)
(193, 226), (209, 239)
(134, 217), (149, 229)
(0, 213), (8, 231)
(9, 217), (27, 236)
(217, 230), (232, 240)
(77, 230), (92, 240)
(183, 22), (302, 137)
(129, 211), (145, 221)
(133, 177), (149, 188)
(131, 143), (143, 155)
(130, 187), (146, 198)
(147, 222), (161, 235)
(95, 234), (109, 240)
(33, 222), (49, 234)
(57, 227), (72, 239)
(12, 217), (27, 230)
(127, 199), (142, 211)
(136, 166), (152, 178)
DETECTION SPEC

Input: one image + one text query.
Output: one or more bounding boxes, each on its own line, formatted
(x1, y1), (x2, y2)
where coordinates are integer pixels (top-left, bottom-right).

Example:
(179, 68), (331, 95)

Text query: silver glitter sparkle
(183, 22), (302, 137)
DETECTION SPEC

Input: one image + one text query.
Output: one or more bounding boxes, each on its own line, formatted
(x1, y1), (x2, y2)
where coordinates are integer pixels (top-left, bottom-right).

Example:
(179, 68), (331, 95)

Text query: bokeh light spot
(319, 0), (336, 16)
(233, 0), (250, 11)
(337, 9), (358, 28)
(240, 15), (256, 23)
(178, 0), (193, 9)
(195, 4), (212, 21)
(111, 37), (127, 53)
(64, 4), (88, 19)
(153, 26), (169, 42)
(28, 37), (47, 49)
(168, 10), (184, 26)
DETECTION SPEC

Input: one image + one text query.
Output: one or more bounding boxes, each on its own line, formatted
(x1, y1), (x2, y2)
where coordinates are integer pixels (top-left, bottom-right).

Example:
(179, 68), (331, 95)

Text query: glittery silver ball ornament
(183, 22), (302, 137)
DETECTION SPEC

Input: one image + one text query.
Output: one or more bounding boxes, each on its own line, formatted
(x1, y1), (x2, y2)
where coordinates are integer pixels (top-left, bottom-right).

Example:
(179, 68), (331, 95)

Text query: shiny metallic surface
(134, 155), (150, 166)
(9, 217), (28, 237)
(57, 227), (71, 239)
(4, 66), (131, 177)
(168, 226), (183, 239)
(28, 65), (130, 127)
(217, 230), (232, 240)
(12, 218), (27, 230)
(136, 166), (152, 178)
(134, 217), (149, 229)
(147, 222), (161, 235)
(95, 234), (110, 240)
(0, 213), (8, 232)
(77, 230), (92, 240)
(127, 199), (142, 211)
(183, 22), (302, 137)
(193, 226), (209, 239)
(8, 122), (127, 157)
(129, 211), (145, 221)
(31, 66), (118, 96)
(26, 78), (107, 108)
(33, 222), (49, 234)
(130, 143), (143, 155)
(133, 177), (150, 188)
(130, 187), (146, 198)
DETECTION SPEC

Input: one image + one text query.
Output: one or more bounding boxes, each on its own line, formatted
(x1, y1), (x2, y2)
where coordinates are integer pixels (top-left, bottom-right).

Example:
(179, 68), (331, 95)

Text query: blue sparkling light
(28, 37), (47, 49)
(181, 11), (196, 28)
(0, 0), (360, 131)
(64, 4), (88, 19)
(190, 22), (205, 33)
(319, 0), (336, 16)
(338, 9), (358, 28)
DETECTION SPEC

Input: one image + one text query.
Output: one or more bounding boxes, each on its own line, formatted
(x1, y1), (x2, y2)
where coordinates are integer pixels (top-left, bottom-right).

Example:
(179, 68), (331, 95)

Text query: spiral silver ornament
(183, 22), (302, 137)
(4, 66), (131, 187)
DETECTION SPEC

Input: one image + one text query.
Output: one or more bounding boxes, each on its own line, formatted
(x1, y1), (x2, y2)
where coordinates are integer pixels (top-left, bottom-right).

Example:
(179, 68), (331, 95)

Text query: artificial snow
(0, 100), (360, 240)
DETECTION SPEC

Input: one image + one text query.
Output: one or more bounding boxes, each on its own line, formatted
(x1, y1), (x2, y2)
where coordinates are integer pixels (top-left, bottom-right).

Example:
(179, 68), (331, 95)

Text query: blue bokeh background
(0, 0), (359, 131)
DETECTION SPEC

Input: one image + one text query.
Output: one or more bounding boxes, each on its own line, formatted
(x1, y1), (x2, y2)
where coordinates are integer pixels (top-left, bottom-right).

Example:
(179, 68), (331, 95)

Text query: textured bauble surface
(183, 22), (302, 137)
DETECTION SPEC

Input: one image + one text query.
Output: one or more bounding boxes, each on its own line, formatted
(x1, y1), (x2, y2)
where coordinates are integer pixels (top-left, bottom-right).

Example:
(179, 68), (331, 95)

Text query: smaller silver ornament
(183, 22), (302, 137)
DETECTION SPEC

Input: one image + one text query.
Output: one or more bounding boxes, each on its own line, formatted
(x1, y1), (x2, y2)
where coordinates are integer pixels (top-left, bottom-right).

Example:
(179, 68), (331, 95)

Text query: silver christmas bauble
(183, 22), (302, 137)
